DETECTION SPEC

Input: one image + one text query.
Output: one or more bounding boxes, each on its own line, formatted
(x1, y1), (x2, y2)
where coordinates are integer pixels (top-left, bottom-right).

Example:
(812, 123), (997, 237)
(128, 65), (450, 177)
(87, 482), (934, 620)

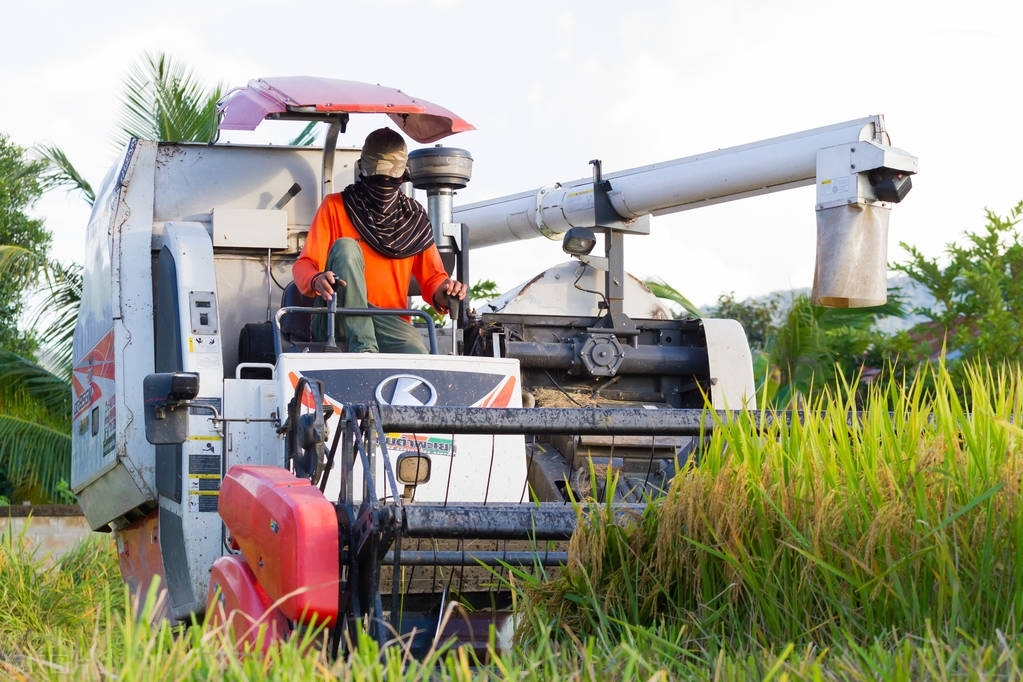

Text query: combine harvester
(70, 76), (917, 656)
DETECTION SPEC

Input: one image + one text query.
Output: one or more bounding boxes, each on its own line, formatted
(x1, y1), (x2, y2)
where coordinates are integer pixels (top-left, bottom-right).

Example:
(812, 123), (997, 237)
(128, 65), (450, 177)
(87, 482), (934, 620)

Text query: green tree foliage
(648, 282), (904, 408)
(0, 150), (74, 502)
(468, 278), (502, 302)
(0, 245), (81, 378)
(706, 291), (782, 352)
(34, 51), (224, 204)
(768, 294), (903, 406)
(33, 143), (95, 207)
(0, 52), (223, 504)
(0, 135), (51, 359)
(891, 201), (1023, 371)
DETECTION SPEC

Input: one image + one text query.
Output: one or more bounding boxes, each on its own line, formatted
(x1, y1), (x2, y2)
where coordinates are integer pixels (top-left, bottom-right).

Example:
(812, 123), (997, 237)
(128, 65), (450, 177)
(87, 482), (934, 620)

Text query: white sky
(2, 0), (1020, 307)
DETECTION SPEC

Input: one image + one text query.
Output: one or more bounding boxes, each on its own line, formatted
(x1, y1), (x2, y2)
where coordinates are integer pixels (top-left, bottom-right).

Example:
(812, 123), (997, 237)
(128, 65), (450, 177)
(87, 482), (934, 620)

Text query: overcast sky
(3, 0), (1019, 307)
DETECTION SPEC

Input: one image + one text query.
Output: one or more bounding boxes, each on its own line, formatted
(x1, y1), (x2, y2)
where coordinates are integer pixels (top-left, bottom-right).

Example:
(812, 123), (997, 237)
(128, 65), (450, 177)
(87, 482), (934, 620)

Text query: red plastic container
(219, 465), (339, 626)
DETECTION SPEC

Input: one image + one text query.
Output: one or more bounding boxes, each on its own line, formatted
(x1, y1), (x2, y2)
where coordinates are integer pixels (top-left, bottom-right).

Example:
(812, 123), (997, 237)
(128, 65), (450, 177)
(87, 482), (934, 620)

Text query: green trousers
(310, 238), (428, 354)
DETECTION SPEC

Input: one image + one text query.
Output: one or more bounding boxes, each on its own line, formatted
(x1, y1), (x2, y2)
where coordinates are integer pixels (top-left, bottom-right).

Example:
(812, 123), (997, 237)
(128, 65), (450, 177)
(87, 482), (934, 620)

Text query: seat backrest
(237, 320), (275, 379)
(280, 282), (315, 344)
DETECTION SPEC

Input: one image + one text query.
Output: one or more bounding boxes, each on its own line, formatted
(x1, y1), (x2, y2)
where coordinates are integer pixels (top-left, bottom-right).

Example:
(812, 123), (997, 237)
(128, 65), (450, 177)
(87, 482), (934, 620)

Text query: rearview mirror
(143, 372), (200, 444)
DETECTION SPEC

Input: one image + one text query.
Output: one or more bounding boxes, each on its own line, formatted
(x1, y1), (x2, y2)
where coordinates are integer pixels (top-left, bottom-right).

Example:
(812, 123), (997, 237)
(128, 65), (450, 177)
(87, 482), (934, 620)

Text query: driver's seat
(280, 282), (338, 353)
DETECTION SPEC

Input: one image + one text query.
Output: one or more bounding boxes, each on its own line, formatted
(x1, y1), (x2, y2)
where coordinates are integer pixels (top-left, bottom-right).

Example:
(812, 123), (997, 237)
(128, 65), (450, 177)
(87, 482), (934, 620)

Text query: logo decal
(375, 374), (439, 406)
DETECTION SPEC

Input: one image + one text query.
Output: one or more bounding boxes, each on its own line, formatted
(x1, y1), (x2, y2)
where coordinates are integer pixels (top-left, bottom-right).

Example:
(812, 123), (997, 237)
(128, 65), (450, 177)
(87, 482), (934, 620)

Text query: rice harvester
(69, 75), (917, 656)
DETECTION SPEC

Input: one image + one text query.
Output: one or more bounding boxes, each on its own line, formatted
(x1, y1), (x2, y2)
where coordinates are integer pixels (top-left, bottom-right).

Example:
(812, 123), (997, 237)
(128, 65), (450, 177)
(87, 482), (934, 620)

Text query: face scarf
(341, 175), (435, 258)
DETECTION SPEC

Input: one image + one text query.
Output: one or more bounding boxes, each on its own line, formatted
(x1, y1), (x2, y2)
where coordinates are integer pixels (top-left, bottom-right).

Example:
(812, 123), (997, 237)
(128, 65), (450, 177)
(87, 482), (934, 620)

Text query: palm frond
(0, 350), (71, 416)
(0, 244), (46, 289)
(31, 262), (81, 379)
(31, 144), (95, 206)
(815, 291), (907, 332)
(0, 357), (71, 503)
(644, 278), (704, 317)
(770, 295), (826, 394)
(290, 121), (320, 147)
(0, 409), (71, 504)
(0, 249), (81, 378)
(117, 51), (223, 146)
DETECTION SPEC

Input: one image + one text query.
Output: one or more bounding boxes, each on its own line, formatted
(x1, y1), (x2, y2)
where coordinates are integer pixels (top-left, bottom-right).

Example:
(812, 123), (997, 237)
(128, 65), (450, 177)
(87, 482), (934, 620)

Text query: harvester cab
(70, 75), (917, 656)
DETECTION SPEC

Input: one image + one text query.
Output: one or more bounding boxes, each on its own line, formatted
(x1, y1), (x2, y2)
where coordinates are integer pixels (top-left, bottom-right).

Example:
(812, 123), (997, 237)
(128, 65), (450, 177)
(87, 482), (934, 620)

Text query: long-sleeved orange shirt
(292, 193), (451, 312)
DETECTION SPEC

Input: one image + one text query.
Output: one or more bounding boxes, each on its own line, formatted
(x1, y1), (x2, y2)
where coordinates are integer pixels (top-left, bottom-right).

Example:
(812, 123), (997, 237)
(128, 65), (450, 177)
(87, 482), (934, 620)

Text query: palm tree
(35, 51), (224, 203)
(1, 52), (223, 503)
(0, 245), (78, 502)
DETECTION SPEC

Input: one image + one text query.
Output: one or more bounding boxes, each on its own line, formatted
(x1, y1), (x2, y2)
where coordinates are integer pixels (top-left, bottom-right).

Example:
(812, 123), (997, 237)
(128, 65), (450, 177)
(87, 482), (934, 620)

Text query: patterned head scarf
(342, 129), (434, 258)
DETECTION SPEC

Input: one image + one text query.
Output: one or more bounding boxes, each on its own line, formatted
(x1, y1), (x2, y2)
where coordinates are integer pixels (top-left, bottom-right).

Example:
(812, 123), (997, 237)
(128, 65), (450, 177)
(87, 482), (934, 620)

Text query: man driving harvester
(292, 127), (467, 353)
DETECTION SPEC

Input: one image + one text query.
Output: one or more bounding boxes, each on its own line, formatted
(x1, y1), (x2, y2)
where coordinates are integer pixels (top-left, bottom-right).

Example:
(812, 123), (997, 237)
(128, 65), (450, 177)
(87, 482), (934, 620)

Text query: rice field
(3, 362), (1023, 680)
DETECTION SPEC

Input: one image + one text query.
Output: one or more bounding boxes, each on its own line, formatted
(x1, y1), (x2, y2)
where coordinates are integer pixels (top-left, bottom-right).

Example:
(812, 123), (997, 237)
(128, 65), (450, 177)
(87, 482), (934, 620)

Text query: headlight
(396, 454), (431, 485)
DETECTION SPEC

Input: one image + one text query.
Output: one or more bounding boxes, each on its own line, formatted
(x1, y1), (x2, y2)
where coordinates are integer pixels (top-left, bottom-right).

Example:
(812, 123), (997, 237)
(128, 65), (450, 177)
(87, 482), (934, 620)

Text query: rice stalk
(525, 360), (1023, 649)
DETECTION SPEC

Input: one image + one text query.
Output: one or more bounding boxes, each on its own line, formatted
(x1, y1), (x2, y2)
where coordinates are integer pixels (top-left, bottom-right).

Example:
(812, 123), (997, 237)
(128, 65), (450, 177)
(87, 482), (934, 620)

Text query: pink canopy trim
(216, 76), (475, 143)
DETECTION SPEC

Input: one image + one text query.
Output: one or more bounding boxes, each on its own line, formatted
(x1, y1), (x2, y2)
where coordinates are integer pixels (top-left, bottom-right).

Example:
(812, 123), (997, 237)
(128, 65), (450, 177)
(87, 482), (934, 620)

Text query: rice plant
(515, 360), (1023, 675)
(6, 360), (1023, 679)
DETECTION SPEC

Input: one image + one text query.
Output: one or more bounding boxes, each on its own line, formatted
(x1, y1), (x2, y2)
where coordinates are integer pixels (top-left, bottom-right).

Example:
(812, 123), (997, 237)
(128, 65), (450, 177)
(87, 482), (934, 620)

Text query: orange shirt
(292, 193), (451, 312)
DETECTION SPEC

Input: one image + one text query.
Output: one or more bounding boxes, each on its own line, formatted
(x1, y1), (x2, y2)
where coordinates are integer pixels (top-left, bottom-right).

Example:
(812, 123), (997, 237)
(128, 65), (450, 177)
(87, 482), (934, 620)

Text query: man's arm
(414, 244), (467, 313)
(293, 196), (340, 297)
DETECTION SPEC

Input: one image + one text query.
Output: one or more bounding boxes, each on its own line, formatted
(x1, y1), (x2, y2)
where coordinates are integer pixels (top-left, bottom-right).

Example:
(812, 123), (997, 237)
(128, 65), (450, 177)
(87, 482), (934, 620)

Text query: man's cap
(360, 128), (408, 178)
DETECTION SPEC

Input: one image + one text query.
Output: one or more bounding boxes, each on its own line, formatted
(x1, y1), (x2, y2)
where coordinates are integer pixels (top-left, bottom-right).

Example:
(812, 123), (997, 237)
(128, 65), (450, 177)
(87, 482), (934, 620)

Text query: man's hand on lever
(434, 278), (467, 312)
(311, 271), (346, 301)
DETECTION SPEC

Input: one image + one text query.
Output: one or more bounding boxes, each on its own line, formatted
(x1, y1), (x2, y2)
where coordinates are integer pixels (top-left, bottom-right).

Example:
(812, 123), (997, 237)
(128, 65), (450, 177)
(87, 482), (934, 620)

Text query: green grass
(5, 361), (1023, 679)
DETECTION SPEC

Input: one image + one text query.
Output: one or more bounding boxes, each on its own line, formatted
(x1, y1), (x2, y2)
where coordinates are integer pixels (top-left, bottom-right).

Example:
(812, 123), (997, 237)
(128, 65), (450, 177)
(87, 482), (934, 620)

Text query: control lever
(447, 295), (461, 356)
(273, 183), (302, 210)
(325, 296), (339, 352)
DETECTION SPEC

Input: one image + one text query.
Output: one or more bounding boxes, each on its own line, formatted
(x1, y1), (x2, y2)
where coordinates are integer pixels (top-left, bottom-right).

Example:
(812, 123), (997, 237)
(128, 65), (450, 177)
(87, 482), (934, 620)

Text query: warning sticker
(188, 453), (220, 512)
